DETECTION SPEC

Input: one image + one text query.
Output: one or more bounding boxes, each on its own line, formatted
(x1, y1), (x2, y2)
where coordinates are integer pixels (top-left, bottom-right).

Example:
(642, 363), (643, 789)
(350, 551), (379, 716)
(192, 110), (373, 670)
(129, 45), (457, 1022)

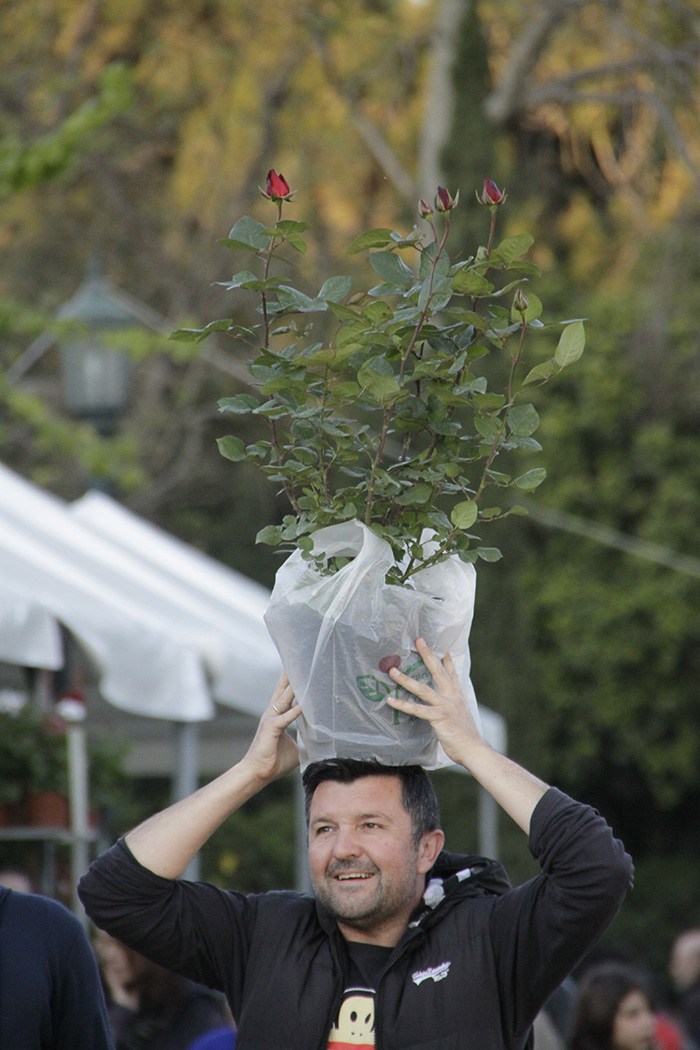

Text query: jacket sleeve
(490, 786), (633, 1039)
(78, 838), (253, 997)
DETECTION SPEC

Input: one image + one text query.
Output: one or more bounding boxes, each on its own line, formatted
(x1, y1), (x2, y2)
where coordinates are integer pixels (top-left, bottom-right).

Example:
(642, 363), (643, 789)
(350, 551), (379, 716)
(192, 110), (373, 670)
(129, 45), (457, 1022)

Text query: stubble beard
(313, 852), (421, 933)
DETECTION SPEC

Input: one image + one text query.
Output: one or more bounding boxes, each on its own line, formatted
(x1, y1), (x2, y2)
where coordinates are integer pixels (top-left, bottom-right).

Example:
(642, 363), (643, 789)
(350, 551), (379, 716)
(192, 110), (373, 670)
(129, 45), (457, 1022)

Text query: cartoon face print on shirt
(327, 988), (375, 1049)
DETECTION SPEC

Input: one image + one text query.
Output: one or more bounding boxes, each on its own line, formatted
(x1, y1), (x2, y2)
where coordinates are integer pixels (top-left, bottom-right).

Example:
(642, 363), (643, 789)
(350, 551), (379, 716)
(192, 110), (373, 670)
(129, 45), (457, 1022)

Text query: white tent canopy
(0, 462), (282, 723)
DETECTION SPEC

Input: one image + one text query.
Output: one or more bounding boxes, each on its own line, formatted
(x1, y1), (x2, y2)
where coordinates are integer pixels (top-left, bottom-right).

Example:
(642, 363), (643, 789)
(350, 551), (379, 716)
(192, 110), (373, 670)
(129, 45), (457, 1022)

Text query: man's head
(670, 930), (700, 993)
(302, 758), (442, 846)
(302, 759), (444, 946)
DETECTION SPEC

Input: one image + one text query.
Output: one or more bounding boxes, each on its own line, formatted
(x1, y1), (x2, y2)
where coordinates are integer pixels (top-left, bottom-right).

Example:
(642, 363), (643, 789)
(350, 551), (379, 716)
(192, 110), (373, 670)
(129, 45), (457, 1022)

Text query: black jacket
(0, 887), (114, 1050)
(79, 787), (633, 1050)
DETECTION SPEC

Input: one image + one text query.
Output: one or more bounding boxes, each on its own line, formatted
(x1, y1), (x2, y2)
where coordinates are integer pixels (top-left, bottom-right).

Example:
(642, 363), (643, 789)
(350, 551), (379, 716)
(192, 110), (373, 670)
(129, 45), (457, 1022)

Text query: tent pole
(478, 786), (499, 860)
(174, 722), (200, 881)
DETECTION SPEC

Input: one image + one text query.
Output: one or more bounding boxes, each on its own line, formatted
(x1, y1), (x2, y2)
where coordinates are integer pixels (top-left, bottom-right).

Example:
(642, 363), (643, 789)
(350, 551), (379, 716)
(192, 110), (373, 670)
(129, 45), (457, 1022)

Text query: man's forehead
(309, 775), (405, 819)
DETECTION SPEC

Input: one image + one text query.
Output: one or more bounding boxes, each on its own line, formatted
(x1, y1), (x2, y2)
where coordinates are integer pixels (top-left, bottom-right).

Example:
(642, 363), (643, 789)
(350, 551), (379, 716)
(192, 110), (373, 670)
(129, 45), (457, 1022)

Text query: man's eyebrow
(310, 810), (392, 825)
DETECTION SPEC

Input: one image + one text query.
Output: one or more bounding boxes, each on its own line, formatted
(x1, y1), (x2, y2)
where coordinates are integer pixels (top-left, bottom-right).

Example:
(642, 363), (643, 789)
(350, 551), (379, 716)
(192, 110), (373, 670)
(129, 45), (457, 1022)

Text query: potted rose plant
(174, 172), (584, 766)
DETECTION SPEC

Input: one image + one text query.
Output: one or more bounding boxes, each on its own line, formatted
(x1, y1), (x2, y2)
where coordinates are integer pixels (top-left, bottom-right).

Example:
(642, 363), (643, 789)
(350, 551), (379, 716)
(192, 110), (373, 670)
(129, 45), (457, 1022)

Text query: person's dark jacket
(0, 887), (114, 1050)
(79, 787), (633, 1050)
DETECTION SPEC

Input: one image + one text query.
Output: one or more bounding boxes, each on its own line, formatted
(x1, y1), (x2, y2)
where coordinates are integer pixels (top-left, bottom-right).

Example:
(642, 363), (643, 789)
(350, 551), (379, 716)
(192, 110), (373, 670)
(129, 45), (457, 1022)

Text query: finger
(269, 678), (295, 714)
(415, 637), (453, 683)
(388, 665), (438, 704)
(276, 702), (303, 727)
(270, 671), (291, 704)
(386, 694), (434, 720)
(441, 651), (460, 686)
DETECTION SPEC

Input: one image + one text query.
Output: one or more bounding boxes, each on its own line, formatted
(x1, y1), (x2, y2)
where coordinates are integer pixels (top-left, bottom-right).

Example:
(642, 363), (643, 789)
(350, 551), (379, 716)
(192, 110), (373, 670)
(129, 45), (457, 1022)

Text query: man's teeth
(337, 873), (372, 880)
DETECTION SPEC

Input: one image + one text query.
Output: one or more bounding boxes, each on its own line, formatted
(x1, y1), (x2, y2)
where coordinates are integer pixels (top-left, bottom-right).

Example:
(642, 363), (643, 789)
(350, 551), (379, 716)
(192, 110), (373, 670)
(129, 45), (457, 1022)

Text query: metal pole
(57, 698), (91, 922)
(478, 787), (499, 860)
(174, 722), (200, 881)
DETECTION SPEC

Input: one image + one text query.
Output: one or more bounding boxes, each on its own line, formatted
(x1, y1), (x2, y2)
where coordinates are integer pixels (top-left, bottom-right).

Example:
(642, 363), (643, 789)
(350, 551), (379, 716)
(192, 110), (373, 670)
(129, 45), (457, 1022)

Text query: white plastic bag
(263, 520), (480, 769)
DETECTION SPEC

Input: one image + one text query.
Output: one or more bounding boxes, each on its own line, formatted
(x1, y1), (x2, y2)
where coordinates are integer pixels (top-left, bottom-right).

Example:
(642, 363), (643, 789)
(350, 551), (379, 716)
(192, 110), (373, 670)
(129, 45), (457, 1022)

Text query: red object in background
(655, 1013), (685, 1050)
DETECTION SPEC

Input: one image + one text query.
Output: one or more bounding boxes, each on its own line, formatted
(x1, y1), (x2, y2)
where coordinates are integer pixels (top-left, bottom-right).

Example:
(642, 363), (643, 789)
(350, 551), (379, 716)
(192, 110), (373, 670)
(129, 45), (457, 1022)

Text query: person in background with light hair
(670, 930), (700, 1047)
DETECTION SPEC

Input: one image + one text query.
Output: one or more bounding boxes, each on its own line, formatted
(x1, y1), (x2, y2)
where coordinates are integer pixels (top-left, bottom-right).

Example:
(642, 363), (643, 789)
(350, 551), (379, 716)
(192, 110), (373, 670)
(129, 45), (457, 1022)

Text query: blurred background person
(570, 962), (657, 1050)
(669, 930), (700, 1049)
(94, 930), (232, 1050)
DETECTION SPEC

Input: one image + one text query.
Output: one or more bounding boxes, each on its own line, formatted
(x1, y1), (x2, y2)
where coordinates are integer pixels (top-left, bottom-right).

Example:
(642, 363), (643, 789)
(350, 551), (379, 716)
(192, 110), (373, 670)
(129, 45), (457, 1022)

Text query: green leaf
(357, 357), (401, 402)
(218, 394), (259, 413)
(451, 269), (494, 296)
(451, 500), (478, 529)
(472, 392), (506, 411)
(508, 403), (540, 437)
(362, 300), (393, 324)
(318, 276), (352, 303)
(256, 524), (284, 545)
(522, 359), (557, 385)
(277, 286), (321, 312)
(332, 381), (361, 398)
(476, 547), (503, 562)
(368, 251), (414, 287)
(513, 468), (547, 490)
(327, 301), (361, 322)
(489, 233), (534, 266)
(348, 228), (395, 255)
(217, 435), (246, 461)
(170, 319), (235, 343)
(394, 483), (433, 506)
(555, 320), (585, 367)
(275, 219), (308, 235)
(226, 216), (270, 250)
(286, 233), (308, 254)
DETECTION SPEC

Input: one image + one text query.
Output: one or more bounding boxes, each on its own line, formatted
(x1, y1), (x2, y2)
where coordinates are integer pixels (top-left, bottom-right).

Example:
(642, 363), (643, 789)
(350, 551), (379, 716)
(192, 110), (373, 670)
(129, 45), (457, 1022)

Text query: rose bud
(378, 655), (401, 673)
(418, 198), (434, 219)
(478, 179), (506, 206)
(264, 169), (292, 200)
(434, 185), (459, 212)
(513, 288), (529, 314)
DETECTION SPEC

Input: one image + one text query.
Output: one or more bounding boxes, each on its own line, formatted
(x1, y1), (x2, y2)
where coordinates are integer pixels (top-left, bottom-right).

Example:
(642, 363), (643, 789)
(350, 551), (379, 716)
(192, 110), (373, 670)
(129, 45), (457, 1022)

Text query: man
(0, 884), (113, 1049)
(79, 637), (633, 1050)
(670, 929), (700, 1047)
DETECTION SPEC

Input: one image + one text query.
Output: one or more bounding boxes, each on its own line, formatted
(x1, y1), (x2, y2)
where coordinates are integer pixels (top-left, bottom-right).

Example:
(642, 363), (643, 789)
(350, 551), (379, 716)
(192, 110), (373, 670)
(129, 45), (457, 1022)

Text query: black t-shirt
(326, 942), (391, 1048)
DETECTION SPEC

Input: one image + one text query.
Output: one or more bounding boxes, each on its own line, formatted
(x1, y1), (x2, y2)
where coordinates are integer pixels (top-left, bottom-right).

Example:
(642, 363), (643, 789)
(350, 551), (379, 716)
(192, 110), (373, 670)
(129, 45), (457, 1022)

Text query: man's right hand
(239, 672), (302, 785)
(124, 672), (302, 879)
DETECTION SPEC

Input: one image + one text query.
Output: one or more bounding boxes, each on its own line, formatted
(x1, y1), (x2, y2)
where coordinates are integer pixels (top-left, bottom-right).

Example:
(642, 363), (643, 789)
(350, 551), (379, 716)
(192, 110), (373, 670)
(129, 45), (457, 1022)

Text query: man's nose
(333, 827), (362, 858)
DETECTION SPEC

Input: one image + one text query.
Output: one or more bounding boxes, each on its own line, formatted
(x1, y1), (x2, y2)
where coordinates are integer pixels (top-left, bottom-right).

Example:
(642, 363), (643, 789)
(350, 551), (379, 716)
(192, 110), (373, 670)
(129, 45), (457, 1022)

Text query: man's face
(307, 775), (442, 947)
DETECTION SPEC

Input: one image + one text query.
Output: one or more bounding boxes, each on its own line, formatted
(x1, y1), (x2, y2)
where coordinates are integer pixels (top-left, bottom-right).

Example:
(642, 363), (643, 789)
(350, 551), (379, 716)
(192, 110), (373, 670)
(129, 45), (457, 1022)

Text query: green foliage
(176, 188), (585, 583)
(0, 64), (133, 196)
(0, 708), (68, 799)
(198, 778), (295, 891)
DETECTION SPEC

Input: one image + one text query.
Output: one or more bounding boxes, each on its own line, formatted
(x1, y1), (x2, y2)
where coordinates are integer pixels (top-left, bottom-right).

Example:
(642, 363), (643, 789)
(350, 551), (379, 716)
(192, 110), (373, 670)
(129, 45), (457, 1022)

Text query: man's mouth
(333, 872), (374, 881)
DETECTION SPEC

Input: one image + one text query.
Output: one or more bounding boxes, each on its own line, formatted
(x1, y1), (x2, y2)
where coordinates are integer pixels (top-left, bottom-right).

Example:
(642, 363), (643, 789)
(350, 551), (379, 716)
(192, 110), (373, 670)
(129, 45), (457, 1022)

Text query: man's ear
(418, 829), (445, 873)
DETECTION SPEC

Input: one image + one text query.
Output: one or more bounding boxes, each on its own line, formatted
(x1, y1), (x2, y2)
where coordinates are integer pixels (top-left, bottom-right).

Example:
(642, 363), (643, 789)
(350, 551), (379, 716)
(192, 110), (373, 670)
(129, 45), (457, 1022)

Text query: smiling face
(307, 775), (443, 947)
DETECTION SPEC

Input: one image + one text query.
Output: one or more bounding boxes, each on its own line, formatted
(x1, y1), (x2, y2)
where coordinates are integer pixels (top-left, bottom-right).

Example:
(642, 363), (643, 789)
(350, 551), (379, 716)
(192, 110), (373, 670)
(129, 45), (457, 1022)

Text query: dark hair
(570, 962), (655, 1050)
(302, 758), (441, 846)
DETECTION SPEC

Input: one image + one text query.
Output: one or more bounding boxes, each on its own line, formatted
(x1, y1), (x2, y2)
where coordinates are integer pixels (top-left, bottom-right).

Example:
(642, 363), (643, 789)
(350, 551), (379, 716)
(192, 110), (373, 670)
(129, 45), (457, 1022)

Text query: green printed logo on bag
(357, 657), (433, 724)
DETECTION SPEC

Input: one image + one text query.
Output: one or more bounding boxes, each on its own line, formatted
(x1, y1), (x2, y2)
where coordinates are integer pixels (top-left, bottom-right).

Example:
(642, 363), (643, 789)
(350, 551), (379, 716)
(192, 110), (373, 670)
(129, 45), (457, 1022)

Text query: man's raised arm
(125, 673), (301, 878)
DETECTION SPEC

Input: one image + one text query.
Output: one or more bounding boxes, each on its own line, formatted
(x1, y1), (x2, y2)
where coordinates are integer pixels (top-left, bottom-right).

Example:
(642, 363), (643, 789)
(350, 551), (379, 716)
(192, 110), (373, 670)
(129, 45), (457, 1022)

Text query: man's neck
(337, 915), (410, 948)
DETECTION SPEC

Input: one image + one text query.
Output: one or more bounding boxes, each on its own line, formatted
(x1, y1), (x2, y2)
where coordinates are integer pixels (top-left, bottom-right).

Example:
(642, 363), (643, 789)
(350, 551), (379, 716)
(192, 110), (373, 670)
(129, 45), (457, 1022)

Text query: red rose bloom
(265, 169), (291, 200)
